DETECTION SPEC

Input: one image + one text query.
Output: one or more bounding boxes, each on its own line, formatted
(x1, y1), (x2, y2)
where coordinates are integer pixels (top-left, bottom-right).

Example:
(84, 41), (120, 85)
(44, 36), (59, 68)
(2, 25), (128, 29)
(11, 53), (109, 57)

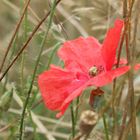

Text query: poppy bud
(79, 110), (98, 135)
(89, 88), (104, 110)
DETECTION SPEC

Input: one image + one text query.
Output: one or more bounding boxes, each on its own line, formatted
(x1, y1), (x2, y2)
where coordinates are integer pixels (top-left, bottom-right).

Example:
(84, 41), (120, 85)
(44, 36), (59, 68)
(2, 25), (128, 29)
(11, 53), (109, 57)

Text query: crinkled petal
(58, 37), (104, 73)
(58, 66), (129, 112)
(56, 103), (69, 118)
(102, 19), (124, 70)
(87, 66), (130, 87)
(59, 83), (88, 113)
(38, 65), (87, 116)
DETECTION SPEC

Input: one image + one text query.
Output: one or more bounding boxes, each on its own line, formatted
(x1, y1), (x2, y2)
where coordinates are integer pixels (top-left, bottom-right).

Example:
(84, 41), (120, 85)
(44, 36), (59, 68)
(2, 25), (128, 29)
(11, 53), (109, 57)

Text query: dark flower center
(88, 65), (104, 77)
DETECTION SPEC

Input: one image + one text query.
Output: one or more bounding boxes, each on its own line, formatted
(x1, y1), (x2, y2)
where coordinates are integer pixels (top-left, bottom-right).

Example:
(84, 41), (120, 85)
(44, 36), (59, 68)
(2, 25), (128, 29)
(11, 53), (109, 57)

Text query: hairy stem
(18, 0), (61, 139)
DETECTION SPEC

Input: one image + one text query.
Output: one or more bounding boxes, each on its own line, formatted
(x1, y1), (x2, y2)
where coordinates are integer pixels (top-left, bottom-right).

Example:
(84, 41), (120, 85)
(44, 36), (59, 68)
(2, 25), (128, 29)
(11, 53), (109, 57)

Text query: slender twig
(71, 102), (76, 138)
(129, 8), (139, 140)
(111, 20), (126, 140)
(20, 0), (28, 92)
(75, 97), (80, 124)
(0, 0), (31, 73)
(111, 4), (129, 137)
(125, 0), (137, 139)
(118, 109), (127, 140)
(0, 0), (61, 82)
(121, 97), (140, 140)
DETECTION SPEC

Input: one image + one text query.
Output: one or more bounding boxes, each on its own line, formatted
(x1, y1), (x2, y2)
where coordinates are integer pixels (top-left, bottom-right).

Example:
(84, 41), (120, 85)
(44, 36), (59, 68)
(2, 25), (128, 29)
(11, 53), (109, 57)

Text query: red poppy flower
(38, 19), (130, 118)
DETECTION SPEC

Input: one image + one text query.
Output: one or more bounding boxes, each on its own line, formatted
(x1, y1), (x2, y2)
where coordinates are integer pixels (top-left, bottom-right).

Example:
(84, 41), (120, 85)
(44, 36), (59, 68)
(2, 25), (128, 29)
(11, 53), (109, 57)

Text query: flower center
(88, 65), (104, 77)
(89, 66), (98, 77)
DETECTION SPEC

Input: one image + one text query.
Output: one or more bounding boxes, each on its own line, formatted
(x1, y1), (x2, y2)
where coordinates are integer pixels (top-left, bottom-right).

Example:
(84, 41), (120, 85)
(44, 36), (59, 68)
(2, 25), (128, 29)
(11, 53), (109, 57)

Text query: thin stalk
(20, 0), (28, 92)
(118, 109), (127, 140)
(0, 0), (31, 73)
(111, 23), (126, 140)
(117, 1), (130, 140)
(70, 102), (75, 138)
(121, 97), (140, 140)
(125, 0), (137, 138)
(70, 97), (80, 138)
(103, 114), (110, 140)
(0, 0), (61, 82)
(75, 97), (79, 123)
(18, 0), (60, 139)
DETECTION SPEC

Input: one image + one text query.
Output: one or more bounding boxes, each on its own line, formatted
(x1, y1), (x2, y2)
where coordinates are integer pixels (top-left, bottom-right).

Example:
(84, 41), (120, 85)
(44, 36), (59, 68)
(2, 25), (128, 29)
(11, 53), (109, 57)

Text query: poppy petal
(134, 64), (140, 70)
(87, 66), (130, 87)
(58, 37), (104, 73)
(38, 65), (87, 115)
(59, 83), (88, 113)
(102, 19), (124, 70)
(56, 103), (70, 118)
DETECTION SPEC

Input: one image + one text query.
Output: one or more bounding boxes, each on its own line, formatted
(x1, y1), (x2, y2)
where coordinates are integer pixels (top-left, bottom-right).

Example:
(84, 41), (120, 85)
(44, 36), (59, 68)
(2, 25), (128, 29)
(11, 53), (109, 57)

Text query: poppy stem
(75, 97), (80, 123)
(70, 102), (76, 138)
(123, 0), (137, 139)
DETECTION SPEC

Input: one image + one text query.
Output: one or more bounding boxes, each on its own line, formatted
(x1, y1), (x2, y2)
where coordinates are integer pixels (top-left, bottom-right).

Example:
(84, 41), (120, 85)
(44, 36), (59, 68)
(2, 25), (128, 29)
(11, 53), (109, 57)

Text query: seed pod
(0, 89), (13, 111)
(79, 110), (98, 135)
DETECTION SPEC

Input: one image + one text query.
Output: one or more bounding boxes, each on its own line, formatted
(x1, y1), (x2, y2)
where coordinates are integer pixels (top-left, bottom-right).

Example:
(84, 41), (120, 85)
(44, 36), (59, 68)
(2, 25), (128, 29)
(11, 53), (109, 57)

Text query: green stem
(75, 97), (79, 123)
(103, 114), (110, 140)
(19, 1), (58, 139)
(70, 102), (75, 138)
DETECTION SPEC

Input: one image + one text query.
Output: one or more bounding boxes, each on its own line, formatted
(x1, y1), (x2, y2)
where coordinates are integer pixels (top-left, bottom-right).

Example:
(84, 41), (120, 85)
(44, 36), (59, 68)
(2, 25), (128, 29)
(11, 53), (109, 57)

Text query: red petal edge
(87, 66), (130, 87)
(134, 64), (140, 71)
(102, 19), (124, 70)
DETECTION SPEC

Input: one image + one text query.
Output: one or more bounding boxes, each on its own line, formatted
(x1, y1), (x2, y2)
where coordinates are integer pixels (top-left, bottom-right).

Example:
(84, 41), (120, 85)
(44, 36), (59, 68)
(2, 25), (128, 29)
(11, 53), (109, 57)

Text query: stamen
(88, 65), (104, 77)
(89, 66), (98, 77)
